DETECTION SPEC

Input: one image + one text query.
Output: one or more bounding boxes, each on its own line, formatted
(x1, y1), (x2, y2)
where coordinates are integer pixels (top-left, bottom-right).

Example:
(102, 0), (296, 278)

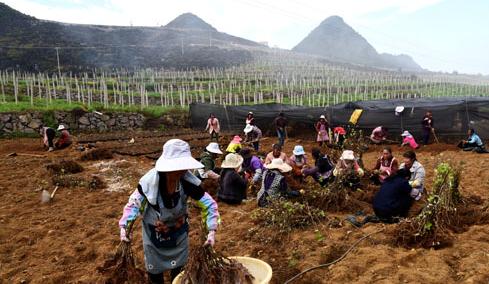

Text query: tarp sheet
(189, 97), (489, 140)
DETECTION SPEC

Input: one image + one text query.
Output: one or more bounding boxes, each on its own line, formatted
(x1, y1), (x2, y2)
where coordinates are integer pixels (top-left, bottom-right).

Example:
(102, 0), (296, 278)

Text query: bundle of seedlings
(181, 224), (254, 284)
(97, 222), (146, 284)
(251, 198), (327, 234)
(395, 163), (462, 248)
(340, 127), (369, 168)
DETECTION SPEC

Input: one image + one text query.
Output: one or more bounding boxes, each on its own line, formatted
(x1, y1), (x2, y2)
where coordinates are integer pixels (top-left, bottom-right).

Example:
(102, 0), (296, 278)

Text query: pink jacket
(205, 117), (220, 134)
(403, 136), (419, 149)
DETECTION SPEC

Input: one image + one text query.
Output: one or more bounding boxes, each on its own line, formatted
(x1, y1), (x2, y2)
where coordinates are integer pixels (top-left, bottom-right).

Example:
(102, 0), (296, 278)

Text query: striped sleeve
(195, 192), (220, 232)
(118, 188), (147, 232)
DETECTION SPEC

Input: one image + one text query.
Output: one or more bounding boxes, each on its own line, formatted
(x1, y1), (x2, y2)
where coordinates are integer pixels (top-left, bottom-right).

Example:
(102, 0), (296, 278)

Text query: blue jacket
(468, 133), (483, 146)
(373, 175), (413, 218)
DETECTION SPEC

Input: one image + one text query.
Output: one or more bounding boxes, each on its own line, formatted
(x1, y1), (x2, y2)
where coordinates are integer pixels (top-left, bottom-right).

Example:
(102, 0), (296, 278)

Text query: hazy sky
(3, 0), (489, 75)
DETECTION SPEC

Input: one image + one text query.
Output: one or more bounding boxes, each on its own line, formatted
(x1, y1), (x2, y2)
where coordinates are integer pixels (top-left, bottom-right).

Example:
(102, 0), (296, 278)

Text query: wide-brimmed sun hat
(221, 153), (244, 169)
(320, 115), (326, 119)
(340, 150), (355, 161)
(401, 130), (411, 137)
(248, 111), (253, 115)
(293, 145), (305, 156)
(231, 135), (242, 144)
(155, 139), (203, 172)
(57, 124), (66, 131)
(266, 158), (292, 172)
(206, 142), (223, 154)
(244, 124), (254, 134)
(395, 106), (405, 115)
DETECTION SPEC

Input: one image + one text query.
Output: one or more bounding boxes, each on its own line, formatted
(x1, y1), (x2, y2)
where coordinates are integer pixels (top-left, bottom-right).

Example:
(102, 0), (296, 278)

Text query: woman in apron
(315, 115), (330, 147)
(371, 147), (399, 185)
(119, 139), (220, 284)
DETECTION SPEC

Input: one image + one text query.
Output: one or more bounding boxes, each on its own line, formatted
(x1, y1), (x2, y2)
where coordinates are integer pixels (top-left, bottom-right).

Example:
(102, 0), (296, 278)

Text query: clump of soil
(52, 175), (87, 188)
(46, 160), (84, 175)
(89, 175), (107, 190)
(80, 149), (114, 161)
(97, 241), (146, 284)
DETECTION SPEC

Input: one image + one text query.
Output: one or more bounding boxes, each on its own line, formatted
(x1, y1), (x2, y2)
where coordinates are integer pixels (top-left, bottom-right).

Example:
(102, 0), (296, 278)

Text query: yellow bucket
(172, 256), (273, 284)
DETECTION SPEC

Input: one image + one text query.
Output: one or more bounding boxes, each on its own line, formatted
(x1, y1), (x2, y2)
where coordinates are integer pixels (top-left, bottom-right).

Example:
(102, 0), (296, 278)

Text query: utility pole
(55, 47), (62, 79)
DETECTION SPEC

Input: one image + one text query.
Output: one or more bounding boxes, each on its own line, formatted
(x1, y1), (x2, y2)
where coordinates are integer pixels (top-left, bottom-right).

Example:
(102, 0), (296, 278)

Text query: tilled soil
(1, 133), (489, 284)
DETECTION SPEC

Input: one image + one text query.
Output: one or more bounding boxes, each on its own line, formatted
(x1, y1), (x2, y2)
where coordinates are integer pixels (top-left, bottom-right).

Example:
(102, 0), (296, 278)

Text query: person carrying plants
(333, 150), (365, 188)
(55, 124), (72, 150)
(457, 128), (488, 153)
(399, 150), (425, 201)
(257, 158), (297, 207)
(302, 147), (335, 186)
(118, 139), (220, 284)
(274, 112), (288, 147)
(204, 113), (220, 142)
(39, 125), (56, 152)
(371, 146), (399, 184)
(370, 126), (388, 144)
(315, 115), (330, 147)
(197, 142), (223, 180)
(226, 135), (242, 154)
(243, 123), (262, 151)
(217, 153), (248, 205)
(421, 110), (434, 145)
(264, 143), (289, 165)
(239, 148), (264, 185)
(401, 130), (419, 149)
(333, 126), (347, 147)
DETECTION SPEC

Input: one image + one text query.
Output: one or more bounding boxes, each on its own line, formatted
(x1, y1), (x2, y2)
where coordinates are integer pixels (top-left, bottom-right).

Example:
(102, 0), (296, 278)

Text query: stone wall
(0, 111), (146, 134)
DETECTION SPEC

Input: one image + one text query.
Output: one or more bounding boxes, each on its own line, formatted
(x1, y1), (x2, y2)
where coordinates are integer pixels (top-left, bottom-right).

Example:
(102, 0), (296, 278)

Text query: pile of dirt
(97, 242), (146, 284)
(80, 149), (114, 161)
(46, 160), (84, 175)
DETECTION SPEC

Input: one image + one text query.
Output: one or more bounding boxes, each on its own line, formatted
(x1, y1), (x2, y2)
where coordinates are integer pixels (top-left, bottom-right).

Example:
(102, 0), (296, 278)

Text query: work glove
(204, 230), (216, 247)
(409, 180), (420, 188)
(120, 227), (130, 242)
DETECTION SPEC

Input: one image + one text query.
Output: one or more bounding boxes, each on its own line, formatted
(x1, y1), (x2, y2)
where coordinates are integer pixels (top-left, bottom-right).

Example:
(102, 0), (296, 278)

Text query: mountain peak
(165, 13), (216, 31)
(320, 15), (345, 26)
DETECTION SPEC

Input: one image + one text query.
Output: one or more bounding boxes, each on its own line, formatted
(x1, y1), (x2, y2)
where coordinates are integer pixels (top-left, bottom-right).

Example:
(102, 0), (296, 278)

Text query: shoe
(345, 215), (363, 227)
(48, 147), (54, 152)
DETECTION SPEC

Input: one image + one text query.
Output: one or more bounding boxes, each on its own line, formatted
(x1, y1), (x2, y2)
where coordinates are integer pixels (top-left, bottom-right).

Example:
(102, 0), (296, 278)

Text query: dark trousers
(457, 141), (477, 150)
(277, 128), (285, 146)
(148, 266), (182, 284)
(46, 128), (55, 148)
(422, 129), (431, 145)
(210, 131), (218, 142)
(252, 141), (259, 151)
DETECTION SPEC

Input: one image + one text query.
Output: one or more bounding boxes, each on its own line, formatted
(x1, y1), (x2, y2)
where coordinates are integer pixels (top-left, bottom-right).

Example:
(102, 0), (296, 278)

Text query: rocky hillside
(293, 16), (423, 71)
(0, 3), (261, 71)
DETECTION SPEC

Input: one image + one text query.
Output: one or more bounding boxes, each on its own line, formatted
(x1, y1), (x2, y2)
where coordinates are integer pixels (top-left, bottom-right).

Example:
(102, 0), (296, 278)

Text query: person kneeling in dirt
(302, 147), (334, 186)
(257, 158), (298, 207)
(457, 128), (488, 153)
(197, 142), (223, 180)
(288, 145), (308, 182)
(218, 153), (248, 205)
(118, 139), (220, 284)
(371, 147), (398, 185)
(401, 131), (419, 150)
(264, 143), (289, 165)
(333, 150), (365, 188)
(346, 169), (413, 227)
(39, 125), (56, 152)
(370, 126), (388, 144)
(239, 148), (264, 186)
(400, 150), (425, 201)
(226, 135), (242, 154)
(55, 124), (72, 150)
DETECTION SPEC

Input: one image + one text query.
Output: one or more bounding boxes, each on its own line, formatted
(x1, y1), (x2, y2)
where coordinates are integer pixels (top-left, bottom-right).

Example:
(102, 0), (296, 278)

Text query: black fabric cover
(189, 97), (489, 140)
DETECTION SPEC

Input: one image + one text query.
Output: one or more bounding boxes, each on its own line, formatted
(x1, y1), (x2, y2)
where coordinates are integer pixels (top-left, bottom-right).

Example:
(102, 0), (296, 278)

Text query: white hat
(266, 158), (292, 173)
(221, 153), (244, 169)
(320, 115), (326, 119)
(57, 125), (66, 131)
(293, 145), (305, 156)
(340, 150), (355, 161)
(155, 139), (203, 172)
(401, 130), (411, 137)
(206, 142), (223, 154)
(244, 124), (254, 134)
(395, 106), (405, 116)
(248, 111), (253, 115)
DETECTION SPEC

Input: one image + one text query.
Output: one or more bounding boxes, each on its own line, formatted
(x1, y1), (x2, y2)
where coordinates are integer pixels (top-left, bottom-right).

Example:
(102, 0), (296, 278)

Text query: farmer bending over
(371, 146), (398, 184)
(401, 131), (419, 150)
(218, 153), (248, 205)
(39, 125), (56, 152)
(264, 143), (289, 165)
(257, 158), (298, 207)
(302, 148), (335, 186)
(243, 123), (262, 151)
(370, 126), (388, 144)
(239, 148), (264, 185)
(55, 124), (72, 150)
(118, 139), (220, 284)
(197, 142), (222, 180)
(226, 135), (242, 154)
(333, 126), (346, 147)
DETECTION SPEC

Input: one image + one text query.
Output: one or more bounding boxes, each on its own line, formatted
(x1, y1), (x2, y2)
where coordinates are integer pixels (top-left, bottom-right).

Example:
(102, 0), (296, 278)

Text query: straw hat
(340, 150), (355, 161)
(248, 111), (253, 115)
(401, 130), (411, 137)
(293, 145), (305, 156)
(266, 158), (292, 173)
(244, 124), (254, 134)
(320, 115), (326, 119)
(57, 124), (66, 131)
(206, 142), (223, 154)
(221, 153), (244, 169)
(231, 135), (242, 144)
(155, 139), (203, 172)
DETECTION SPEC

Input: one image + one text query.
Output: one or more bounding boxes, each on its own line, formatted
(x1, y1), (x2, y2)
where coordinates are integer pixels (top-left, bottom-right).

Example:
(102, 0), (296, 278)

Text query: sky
(3, 0), (489, 75)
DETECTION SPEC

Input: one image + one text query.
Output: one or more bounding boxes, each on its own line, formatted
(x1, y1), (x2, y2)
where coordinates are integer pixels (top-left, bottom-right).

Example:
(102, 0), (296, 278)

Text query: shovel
(431, 129), (440, 144)
(41, 186), (59, 203)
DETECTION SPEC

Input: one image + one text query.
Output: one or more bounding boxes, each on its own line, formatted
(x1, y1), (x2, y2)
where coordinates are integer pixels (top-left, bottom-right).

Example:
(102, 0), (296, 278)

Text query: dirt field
(1, 131), (489, 284)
